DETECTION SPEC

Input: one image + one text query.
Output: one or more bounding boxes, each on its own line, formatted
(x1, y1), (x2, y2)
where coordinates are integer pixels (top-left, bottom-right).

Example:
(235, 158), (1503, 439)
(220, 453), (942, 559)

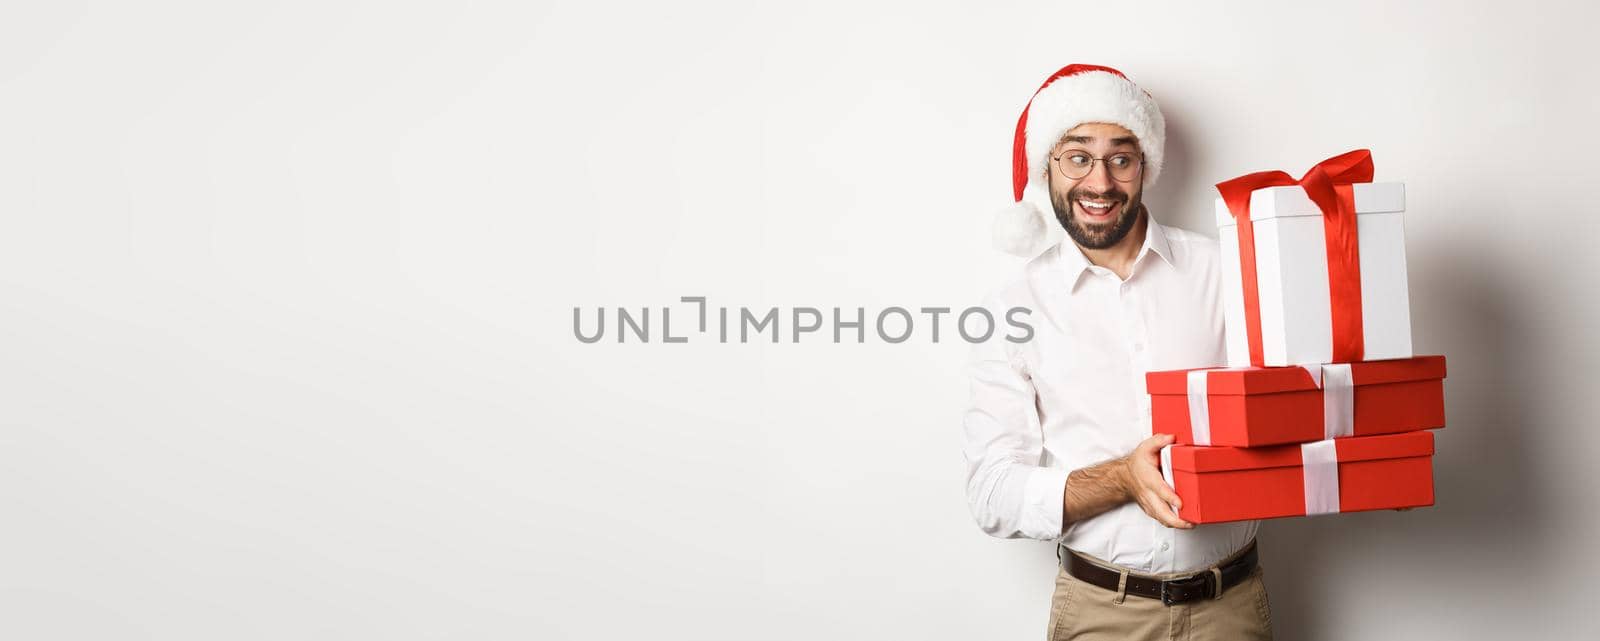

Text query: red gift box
(1146, 355), (1446, 447)
(1160, 430), (1436, 524)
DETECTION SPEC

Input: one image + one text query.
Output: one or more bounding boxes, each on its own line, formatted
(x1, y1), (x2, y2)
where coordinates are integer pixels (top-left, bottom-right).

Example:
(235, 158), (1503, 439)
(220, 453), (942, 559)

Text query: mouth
(1074, 197), (1123, 223)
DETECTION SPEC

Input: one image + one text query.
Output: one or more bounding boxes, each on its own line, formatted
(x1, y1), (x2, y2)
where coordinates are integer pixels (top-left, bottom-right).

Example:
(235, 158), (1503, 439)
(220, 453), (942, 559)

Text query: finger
(1161, 505), (1195, 530)
(1158, 488), (1193, 527)
(1142, 492), (1194, 529)
(1154, 483), (1182, 511)
(1136, 469), (1181, 505)
(1136, 445), (1170, 469)
(1138, 433), (1175, 454)
(1155, 507), (1194, 529)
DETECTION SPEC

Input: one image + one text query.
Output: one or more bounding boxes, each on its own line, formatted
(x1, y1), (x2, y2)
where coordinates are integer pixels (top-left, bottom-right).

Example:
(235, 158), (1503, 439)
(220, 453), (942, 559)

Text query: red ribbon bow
(1216, 150), (1375, 366)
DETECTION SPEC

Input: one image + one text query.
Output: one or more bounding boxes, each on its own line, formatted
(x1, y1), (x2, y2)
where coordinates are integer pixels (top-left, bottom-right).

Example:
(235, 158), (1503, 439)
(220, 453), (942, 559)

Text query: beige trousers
(1046, 553), (1273, 641)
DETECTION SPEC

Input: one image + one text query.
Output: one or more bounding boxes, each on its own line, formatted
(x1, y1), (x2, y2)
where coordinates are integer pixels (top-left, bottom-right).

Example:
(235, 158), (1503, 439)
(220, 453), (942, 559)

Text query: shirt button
(1133, 342), (1144, 352)
(1161, 542), (1170, 551)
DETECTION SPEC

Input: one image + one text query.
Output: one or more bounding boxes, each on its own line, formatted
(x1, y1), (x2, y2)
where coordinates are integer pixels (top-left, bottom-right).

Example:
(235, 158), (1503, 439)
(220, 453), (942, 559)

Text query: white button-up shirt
(962, 219), (1258, 574)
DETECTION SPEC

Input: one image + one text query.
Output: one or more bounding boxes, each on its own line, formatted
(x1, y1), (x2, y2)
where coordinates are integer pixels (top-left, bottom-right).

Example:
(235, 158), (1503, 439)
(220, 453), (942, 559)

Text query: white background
(3, 1), (1597, 639)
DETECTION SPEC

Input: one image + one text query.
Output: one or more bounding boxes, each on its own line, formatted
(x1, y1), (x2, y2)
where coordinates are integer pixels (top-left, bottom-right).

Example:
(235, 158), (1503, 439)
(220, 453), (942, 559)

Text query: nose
(1078, 159), (1115, 193)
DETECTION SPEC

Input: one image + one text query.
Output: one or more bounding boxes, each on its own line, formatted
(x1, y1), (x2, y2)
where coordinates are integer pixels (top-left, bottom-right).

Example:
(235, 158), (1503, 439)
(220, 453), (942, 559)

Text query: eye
(1109, 154), (1134, 169)
(1065, 153), (1092, 167)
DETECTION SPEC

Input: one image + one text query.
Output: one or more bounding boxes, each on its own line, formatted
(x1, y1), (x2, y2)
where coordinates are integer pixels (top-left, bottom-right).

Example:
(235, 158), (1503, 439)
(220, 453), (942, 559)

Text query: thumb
(1134, 433), (1174, 460)
(1143, 433), (1175, 451)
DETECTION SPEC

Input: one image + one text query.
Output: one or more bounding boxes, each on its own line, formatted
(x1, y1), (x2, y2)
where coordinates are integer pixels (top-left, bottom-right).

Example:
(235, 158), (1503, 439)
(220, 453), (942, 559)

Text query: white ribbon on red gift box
(1298, 363), (1353, 516)
(1300, 439), (1341, 516)
(1185, 370), (1213, 446)
(1163, 364), (1356, 517)
(1298, 363), (1355, 440)
(1158, 444), (1178, 516)
(1184, 364), (1355, 445)
(1157, 438), (1345, 518)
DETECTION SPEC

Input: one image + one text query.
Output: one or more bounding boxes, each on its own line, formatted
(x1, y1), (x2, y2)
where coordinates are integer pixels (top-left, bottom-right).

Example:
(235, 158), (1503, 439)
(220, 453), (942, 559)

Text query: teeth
(1079, 200), (1113, 211)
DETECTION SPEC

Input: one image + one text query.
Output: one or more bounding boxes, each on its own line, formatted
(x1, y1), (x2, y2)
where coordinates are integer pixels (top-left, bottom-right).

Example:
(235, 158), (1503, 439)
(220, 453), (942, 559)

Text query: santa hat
(992, 64), (1166, 257)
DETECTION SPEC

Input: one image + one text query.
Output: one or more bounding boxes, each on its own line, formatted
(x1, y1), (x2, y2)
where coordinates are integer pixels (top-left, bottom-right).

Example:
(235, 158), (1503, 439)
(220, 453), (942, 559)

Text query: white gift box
(1215, 182), (1413, 367)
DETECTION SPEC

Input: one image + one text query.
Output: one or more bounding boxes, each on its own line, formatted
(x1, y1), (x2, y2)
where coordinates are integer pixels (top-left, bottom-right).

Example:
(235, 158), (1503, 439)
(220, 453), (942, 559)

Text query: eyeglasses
(1050, 149), (1144, 183)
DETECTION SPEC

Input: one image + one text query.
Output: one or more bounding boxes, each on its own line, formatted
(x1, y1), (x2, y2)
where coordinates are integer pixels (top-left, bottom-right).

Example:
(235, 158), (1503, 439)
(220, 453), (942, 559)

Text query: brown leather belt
(1058, 540), (1258, 606)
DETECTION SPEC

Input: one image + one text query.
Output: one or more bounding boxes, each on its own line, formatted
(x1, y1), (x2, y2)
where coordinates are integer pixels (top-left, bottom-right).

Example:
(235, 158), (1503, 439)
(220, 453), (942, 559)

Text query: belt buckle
(1159, 573), (1209, 607)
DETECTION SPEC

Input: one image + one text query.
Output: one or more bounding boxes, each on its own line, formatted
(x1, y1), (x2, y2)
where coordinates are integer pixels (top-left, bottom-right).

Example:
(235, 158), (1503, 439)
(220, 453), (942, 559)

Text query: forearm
(1061, 456), (1132, 526)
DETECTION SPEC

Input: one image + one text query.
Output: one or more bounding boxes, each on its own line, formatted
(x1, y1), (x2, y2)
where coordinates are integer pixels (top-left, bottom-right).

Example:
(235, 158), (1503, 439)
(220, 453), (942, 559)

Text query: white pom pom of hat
(991, 64), (1165, 257)
(992, 198), (1047, 257)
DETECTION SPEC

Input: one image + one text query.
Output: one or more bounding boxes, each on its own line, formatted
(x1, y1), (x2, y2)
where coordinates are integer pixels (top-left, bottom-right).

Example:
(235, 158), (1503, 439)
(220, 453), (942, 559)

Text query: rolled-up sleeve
(962, 305), (1067, 540)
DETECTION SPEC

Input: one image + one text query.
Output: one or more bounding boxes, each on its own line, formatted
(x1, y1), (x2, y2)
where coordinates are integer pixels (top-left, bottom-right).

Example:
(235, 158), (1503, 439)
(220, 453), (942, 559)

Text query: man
(963, 65), (1271, 640)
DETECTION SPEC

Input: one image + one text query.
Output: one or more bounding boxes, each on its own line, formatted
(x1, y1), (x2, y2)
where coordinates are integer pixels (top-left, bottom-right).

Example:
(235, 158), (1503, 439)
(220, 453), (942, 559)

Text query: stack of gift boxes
(1147, 150), (1446, 524)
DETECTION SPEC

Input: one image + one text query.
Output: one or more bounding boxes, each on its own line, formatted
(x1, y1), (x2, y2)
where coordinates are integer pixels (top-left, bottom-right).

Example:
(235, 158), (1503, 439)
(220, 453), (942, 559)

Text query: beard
(1050, 181), (1144, 250)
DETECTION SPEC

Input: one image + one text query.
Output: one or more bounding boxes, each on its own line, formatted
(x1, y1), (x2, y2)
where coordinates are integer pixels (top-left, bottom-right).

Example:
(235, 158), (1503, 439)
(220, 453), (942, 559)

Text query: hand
(1121, 433), (1194, 529)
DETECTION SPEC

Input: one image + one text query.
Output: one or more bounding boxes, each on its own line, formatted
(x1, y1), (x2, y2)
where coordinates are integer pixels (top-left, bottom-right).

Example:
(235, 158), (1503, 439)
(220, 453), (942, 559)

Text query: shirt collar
(1144, 217), (1174, 266)
(1057, 216), (1176, 291)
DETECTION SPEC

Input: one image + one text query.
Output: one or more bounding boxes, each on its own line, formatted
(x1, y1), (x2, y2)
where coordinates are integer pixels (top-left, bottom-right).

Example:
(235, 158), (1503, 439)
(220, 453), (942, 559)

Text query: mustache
(1066, 186), (1129, 204)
